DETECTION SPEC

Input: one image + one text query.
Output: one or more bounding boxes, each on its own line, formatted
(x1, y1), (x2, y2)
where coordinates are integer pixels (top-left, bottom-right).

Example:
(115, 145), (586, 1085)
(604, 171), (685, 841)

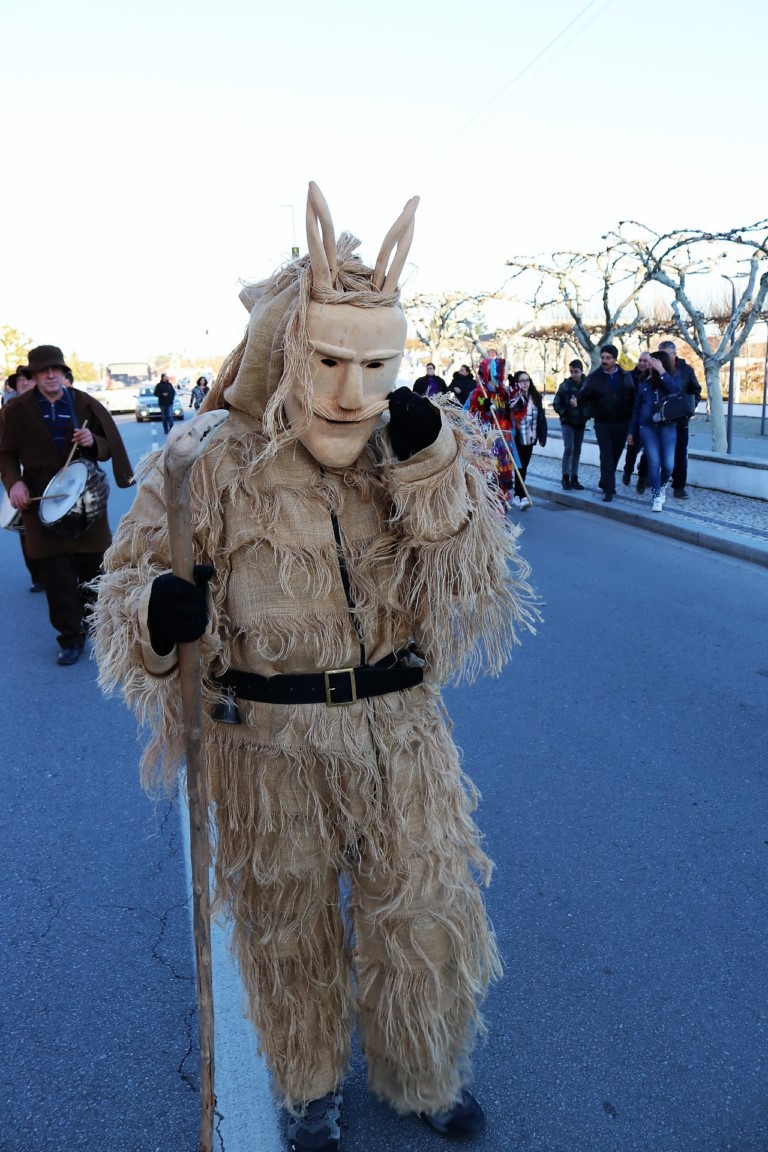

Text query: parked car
(135, 387), (185, 423)
(90, 386), (141, 414)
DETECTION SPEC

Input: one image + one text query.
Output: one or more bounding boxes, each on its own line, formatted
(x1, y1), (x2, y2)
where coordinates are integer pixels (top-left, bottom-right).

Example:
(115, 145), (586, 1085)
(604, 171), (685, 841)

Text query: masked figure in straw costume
(93, 184), (536, 1151)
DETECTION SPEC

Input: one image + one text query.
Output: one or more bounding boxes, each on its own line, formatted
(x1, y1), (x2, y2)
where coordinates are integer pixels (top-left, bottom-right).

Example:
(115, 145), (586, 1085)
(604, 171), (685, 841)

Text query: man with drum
(0, 345), (133, 665)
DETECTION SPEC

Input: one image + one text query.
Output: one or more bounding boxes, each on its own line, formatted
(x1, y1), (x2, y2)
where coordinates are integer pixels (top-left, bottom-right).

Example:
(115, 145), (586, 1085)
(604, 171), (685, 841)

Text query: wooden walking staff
(475, 380), (533, 507)
(163, 410), (229, 1152)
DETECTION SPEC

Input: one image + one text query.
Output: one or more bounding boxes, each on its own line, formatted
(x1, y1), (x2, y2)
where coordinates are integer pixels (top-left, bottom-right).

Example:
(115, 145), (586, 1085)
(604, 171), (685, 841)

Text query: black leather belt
(215, 651), (423, 707)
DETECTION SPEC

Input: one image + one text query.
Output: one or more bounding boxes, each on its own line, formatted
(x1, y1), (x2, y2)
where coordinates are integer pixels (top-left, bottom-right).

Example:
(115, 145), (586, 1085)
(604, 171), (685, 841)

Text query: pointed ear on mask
(372, 196), (420, 293)
(306, 181), (338, 290)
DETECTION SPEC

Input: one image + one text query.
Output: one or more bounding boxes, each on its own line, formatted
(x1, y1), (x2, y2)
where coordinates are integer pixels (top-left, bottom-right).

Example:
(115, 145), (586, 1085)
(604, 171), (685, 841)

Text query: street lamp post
(280, 204), (299, 258)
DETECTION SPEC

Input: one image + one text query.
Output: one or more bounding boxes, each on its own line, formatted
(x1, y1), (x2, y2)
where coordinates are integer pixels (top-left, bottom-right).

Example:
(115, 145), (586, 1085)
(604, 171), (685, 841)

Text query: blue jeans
(561, 424), (584, 477)
(639, 423), (676, 495)
(160, 404), (174, 433)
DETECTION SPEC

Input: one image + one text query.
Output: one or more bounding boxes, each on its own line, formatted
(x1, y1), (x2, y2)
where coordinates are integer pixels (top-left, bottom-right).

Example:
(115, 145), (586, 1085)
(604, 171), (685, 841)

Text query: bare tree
(402, 292), (491, 368)
(504, 244), (648, 370)
(0, 325), (33, 376)
(635, 298), (678, 349)
(608, 219), (768, 451)
(518, 319), (581, 391)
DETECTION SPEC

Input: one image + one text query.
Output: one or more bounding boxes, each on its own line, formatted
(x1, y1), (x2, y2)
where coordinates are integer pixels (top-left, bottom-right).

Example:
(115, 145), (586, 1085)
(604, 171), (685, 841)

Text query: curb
(525, 482), (768, 570)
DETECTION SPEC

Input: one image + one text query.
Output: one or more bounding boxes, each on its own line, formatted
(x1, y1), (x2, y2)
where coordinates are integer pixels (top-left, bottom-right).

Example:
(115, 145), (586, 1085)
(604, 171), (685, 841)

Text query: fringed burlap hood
(221, 275), (300, 421)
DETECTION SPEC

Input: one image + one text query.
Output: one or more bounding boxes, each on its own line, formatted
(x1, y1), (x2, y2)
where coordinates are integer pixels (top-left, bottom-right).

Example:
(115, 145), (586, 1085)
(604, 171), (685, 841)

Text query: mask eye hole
(366, 361), (384, 369)
(320, 357), (338, 367)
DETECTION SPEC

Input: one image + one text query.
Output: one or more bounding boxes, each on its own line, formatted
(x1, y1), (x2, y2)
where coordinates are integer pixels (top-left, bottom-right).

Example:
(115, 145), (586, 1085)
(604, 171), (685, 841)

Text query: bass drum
(39, 459), (110, 539)
(0, 489), (22, 532)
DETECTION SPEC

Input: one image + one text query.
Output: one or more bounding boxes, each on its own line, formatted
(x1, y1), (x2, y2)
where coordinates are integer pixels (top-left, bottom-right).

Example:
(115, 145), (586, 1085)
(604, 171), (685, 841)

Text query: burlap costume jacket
(94, 247), (536, 1115)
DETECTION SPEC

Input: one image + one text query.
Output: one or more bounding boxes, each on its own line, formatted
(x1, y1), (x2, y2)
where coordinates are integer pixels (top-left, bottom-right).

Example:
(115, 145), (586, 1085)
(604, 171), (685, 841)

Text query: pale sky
(3, 0), (767, 364)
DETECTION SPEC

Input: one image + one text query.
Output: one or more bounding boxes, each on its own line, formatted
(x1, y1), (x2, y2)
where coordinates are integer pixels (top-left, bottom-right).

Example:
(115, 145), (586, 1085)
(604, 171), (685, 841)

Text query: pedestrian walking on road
(509, 370), (547, 509)
(623, 352), (652, 492)
(449, 364), (475, 405)
(658, 339), (702, 500)
(626, 349), (681, 512)
(412, 362), (447, 397)
(154, 372), (176, 433)
(552, 359), (589, 490)
(3, 374), (20, 406)
(0, 344), (133, 664)
(468, 371), (518, 508)
(570, 344), (635, 502)
(477, 348), (506, 395)
(0, 371), (45, 590)
(93, 186), (537, 1152)
(189, 376), (209, 410)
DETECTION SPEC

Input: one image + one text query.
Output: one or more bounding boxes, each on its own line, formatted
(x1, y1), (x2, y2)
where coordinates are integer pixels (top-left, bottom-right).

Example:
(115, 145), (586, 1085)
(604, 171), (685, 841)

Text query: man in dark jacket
(0, 344), (133, 664)
(552, 359), (590, 490)
(570, 344), (635, 501)
(658, 340), (702, 499)
(412, 363), (447, 397)
(154, 372), (176, 433)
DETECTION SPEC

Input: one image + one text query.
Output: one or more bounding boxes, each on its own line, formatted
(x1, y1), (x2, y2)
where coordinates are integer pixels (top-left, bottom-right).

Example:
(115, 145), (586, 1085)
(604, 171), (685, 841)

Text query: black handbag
(653, 392), (690, 425)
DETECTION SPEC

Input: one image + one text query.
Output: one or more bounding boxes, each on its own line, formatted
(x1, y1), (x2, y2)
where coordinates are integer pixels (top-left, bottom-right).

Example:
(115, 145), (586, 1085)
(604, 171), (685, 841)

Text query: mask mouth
(312, 398), (388, 424)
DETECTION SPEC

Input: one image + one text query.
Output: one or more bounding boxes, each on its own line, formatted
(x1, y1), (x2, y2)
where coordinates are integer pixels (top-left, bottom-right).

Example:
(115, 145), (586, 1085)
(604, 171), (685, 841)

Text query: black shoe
(29, 581), (45, 593)
(562, 475), (572, 490)
(570, 476), (584, 490)
(421, 1089), (486, 1139)
(621, 473), (631, 486)
(57, 646), (82, 666)
(672, 488), (689, 499)
(602, 492), (614, 502)
(636, 480), (647, 495)
(287, 1089), (342, 1152)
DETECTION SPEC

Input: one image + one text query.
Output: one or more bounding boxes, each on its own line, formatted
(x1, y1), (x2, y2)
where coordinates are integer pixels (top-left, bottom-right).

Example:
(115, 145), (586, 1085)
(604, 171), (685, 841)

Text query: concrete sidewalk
(522, 450), (768, 569)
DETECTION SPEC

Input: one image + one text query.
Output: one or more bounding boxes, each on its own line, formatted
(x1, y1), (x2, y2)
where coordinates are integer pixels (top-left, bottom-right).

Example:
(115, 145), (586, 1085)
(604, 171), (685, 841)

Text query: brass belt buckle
(324, 667), (357, 707)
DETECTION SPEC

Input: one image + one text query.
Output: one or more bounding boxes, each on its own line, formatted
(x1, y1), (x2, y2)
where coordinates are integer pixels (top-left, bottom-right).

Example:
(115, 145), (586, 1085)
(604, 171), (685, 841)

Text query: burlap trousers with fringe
(208, 685), (502, 1113)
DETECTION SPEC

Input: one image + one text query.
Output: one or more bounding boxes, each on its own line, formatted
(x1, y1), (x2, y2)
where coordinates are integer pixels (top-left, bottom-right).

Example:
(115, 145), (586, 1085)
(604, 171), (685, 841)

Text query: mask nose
(337, 362), (363, 410)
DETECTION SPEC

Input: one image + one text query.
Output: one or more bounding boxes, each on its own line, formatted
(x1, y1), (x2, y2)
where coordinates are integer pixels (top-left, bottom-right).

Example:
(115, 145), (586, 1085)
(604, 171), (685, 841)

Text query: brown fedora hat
(26, 345), (70, 375)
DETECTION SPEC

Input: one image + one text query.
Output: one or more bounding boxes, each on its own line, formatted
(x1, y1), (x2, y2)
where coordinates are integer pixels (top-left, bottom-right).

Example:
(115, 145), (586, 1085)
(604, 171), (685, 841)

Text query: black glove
(387, 387), (442, 461)
(147, 564), (214, 656)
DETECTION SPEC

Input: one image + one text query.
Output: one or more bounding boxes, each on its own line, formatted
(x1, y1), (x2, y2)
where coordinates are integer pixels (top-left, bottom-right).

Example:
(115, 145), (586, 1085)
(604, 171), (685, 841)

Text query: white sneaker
(660, 486), (667, 506)
(510, 495), (522, 508)
(652, 495), (663, 512)
(519, 497), (531, 511)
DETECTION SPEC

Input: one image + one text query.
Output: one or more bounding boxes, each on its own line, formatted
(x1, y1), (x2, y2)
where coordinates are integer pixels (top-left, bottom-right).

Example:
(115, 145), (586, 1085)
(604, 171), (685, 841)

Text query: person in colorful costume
(93, 185), (535, 1152)
(467, 370), (519, 508)
(477, 349), (505, 394)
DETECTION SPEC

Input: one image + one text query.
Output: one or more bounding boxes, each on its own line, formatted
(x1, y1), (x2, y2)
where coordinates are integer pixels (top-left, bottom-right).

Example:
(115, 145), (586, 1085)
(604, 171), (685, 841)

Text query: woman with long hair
(508, 370), (547, 510)
(626, 348), (681, 512)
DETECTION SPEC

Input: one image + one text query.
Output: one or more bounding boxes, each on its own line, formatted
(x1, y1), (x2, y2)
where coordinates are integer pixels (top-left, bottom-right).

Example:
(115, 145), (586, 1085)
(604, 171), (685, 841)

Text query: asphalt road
(2, 418), (766, 1151)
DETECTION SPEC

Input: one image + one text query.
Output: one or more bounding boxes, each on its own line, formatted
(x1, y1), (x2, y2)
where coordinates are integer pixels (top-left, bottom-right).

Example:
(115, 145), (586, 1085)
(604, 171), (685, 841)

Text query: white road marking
(180, 798), (283, 1152)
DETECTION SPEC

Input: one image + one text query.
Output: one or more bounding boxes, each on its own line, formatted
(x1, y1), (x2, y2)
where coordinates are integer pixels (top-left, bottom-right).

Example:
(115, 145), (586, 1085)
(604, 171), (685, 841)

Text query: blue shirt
(35, 389), (73, 450)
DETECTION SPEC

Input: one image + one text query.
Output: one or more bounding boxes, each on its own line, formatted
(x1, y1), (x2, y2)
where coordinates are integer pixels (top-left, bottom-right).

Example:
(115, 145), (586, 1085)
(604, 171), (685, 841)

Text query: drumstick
(64, 419), (89, 470)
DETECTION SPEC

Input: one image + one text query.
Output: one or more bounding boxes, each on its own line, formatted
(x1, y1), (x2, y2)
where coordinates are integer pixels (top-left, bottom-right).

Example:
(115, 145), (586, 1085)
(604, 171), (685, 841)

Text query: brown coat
(0, 387), (134, 559)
